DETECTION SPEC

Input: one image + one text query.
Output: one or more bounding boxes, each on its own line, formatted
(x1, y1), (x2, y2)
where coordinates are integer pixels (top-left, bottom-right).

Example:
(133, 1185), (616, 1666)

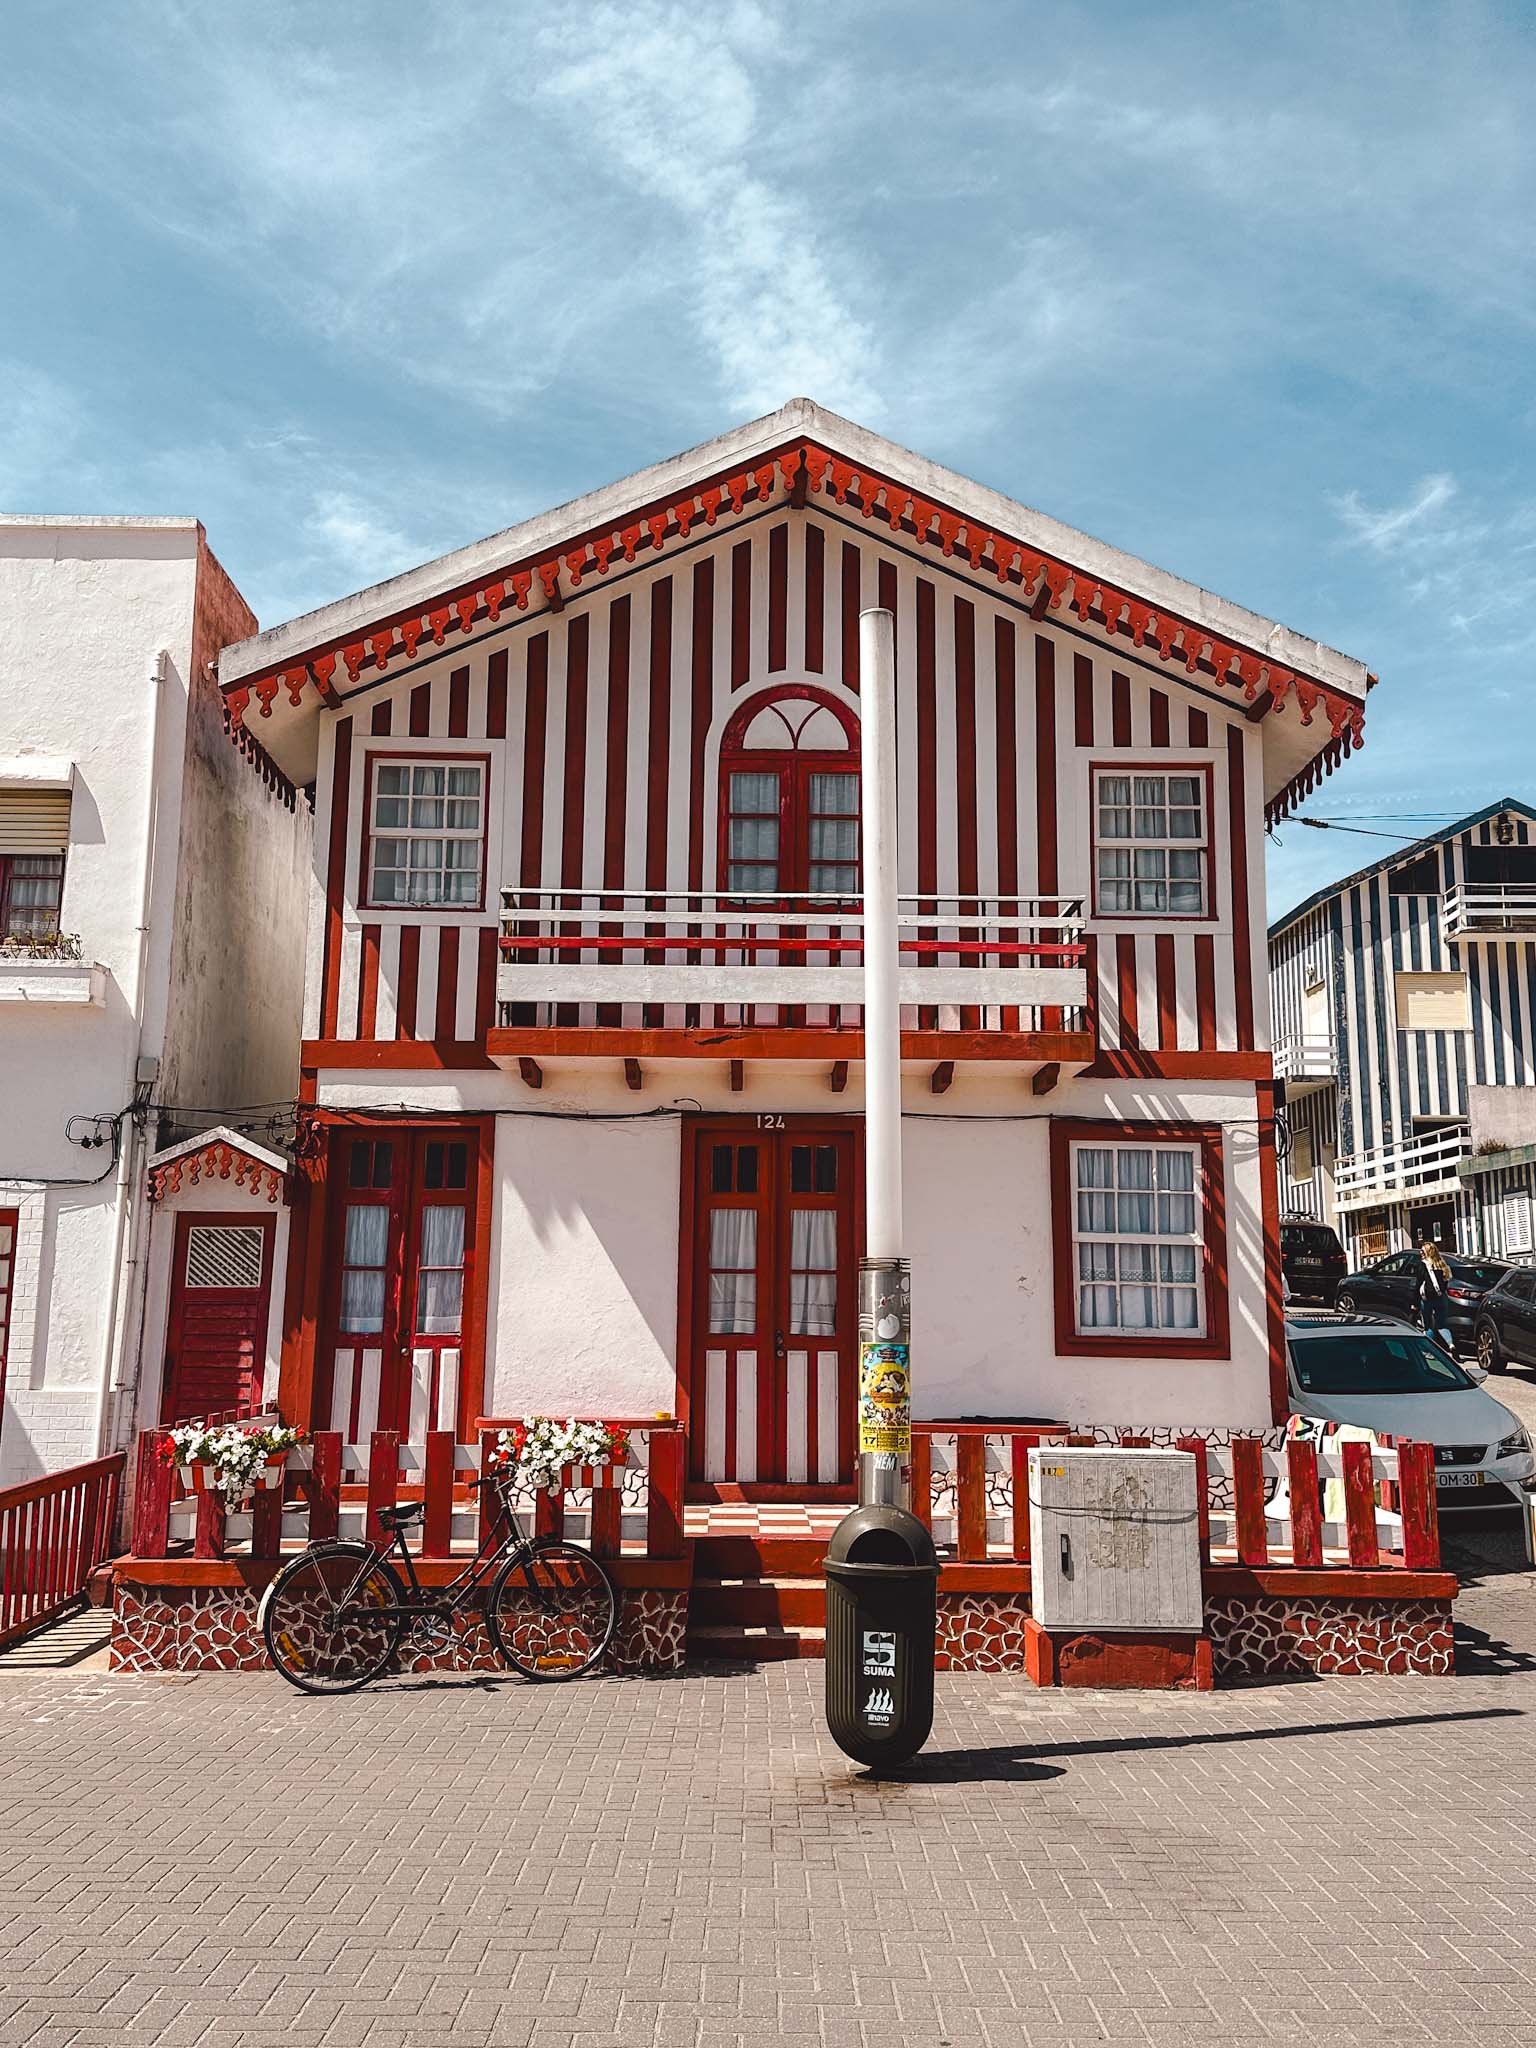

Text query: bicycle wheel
(487, 1541), (618, 1680)
(262, 1543), (406, 1695)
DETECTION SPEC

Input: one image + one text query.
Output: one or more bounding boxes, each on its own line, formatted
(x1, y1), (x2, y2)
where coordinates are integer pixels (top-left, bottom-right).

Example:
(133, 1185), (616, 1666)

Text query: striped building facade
(1270, 801), (1536, 1263)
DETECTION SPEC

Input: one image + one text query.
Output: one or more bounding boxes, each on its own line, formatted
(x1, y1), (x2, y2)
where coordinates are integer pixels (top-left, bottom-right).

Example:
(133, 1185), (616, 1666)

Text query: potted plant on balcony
(163, 1423), (305, 1501)
(492, 1418), (630, 1492)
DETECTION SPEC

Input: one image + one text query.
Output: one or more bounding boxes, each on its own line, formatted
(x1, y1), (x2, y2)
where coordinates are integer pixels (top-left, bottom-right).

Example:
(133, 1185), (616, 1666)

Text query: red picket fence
(0, 1455), (125, 1650)
(909, 1425), (1440, 1571)
(129, 1420), (687, 1565)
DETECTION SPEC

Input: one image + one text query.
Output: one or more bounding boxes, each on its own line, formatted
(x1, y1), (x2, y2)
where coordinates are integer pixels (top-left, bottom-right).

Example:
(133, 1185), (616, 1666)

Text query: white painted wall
(0, 521), (309, 1485)
(317, 1064), (1275, 1435)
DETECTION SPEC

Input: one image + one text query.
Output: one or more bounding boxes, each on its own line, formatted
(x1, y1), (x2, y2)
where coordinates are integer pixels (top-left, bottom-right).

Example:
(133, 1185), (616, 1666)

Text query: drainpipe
(91, 649), (171, 1463)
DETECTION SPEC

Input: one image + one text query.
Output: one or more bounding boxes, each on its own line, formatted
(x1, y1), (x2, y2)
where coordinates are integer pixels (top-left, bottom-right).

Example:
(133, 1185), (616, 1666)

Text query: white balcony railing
(1272, 1031), (1336, 1086)
(1334, 1124), (1469, 1211)
(1443, 882), (1536, 941)
(496, 889), (1088, 1037)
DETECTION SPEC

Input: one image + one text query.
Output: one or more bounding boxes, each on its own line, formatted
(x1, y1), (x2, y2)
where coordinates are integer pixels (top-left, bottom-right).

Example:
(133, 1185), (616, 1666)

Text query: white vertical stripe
(933, 592), (959, 899)
(415, 923), (441, 1037)
(1174, 933), (1199, 1051)
(817, 1351), (839, 1483)
(468, 654), (489, 740)
(786, 1349), (809, 1485)
(408, 1346), (432, 1443)
(749, 526), (771, 681)
(357, 1347), (382, 1447)
(1213, 933), (1237, 1054)
(736, 1348), (758, 1482)
(583, 600), (609, 890)
(455, 933), (480, 1041)
(330, 1347), (356, 1436)
(705, 1349), (727, 1480)
(436, 1348), (460, 1435)
(336, 927), (362, 1042)
(375, 923), (401, 1041)
(895, 555), (919, 895)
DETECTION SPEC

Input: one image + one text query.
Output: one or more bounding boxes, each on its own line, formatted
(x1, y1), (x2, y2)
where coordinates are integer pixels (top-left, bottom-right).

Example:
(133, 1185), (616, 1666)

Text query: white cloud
(1332, 474), (1460, 555)
(305, 492), (421, 586)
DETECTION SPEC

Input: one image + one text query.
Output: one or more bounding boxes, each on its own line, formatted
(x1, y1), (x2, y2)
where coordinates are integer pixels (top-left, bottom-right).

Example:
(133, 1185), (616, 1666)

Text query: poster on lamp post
(857, 1261), (911, 1457)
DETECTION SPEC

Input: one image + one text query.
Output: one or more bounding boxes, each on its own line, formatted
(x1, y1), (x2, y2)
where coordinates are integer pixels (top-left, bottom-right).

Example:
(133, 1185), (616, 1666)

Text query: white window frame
(365, 755), (488, 912)
(1070, 1138), (1207, 1338)
(1092, 767), (1209, 919)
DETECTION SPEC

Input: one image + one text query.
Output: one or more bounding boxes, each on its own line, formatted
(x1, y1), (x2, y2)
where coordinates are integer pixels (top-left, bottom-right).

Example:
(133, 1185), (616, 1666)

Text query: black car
(1336, 1251), (1513, 1349)
(1281, 1219), (1347, 1304)
(1472, 1267), (1536, 1374)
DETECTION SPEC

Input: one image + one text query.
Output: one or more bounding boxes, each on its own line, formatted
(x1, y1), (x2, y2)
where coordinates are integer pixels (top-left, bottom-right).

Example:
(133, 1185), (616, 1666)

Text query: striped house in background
(208, 398), (1374, 1490)
(1270, 798), (1536, 1265)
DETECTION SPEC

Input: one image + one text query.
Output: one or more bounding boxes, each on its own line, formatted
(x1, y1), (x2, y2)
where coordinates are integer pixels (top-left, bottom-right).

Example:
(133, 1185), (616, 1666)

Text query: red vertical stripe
(767, 522), (788, 672)
(1188, 706), (1209, 748)
(357, 925), (380, 1038)
(1073, 653), (1094, 748)
(1155, 933), (1177, 1053)
(561, 615), (589, 889)
(1227, 725), (1255, 1049)
(409, 681), (430, 737)
(915, 580), (937, 901)
(604, 594), (631, 889)
(1116, 934), (1140, 1050)
(803, 522), (824, 674)
(730, 539), (751, 689)
(1034, 637), (1057, 896)
(1194, 935), (1217, 1050)
(1149, 689), (1169, 748)
(447, 666), (469, 738)
(1111, 670), (1131, 747)
(953, 596), (977, 901)
(841, 541), (861, 691)
(486, 648), (507, 739)
(878, 558), (897, 614)
(320, 718), (352, 1036)
(475, 924), (497, 1041)
(370, 700), (392, 736)
(435, 925), (460, 1040)
(520, 635), (548, 885)
(688, 561), (713, 890)
(645, 577), (672, 888)
(994, 619), (1018, 897)
(396, 925), (420, 1040)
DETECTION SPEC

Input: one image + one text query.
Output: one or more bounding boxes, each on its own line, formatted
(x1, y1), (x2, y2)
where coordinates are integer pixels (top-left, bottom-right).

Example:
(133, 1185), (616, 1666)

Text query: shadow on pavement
(877, 1705), (1523, 1784)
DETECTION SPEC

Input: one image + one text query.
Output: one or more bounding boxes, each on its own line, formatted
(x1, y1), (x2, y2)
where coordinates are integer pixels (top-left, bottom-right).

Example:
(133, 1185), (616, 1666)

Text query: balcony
(1272, 1031), (1336, 1094)
(490, 890), (1091, 1072)
(1443, 882), (1536, 943)
(0, 935), (105, 1007)
(1334, 1124), (1469, 1212)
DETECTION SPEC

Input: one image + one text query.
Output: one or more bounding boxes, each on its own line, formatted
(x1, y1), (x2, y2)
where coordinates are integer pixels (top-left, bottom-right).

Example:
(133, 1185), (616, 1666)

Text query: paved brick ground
(4, 1647), (1536, 2048)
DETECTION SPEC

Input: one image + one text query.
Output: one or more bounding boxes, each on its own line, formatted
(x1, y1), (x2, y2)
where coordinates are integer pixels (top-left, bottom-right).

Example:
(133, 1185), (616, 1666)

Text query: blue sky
(3, 0), (1533, 917)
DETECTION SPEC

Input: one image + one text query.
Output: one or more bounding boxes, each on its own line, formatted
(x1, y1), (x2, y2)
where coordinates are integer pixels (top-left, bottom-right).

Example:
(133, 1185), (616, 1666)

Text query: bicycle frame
(328, 1472), (542, 1622)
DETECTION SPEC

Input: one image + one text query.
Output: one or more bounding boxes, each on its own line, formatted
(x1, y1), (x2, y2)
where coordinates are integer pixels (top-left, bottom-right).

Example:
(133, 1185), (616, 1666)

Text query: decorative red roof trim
(1265, 727), (1359, 828)
(224, 436), (1367, 759)
(147, 1139), (287, 1206)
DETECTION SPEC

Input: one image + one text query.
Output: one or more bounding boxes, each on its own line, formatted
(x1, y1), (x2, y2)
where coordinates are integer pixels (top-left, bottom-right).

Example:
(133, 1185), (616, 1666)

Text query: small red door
(161, 1214), (276, 1422)
(687, 1120), (858, 1489)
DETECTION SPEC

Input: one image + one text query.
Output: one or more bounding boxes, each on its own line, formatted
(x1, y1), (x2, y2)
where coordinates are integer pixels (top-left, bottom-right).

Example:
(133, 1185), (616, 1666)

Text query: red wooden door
(161, 1214), (276, 1423)
(687, 1121), (857, 1488)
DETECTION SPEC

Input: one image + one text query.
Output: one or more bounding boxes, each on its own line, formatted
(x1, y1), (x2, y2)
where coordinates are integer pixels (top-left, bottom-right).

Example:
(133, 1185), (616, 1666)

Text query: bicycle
(259, 1462), (618, 1694)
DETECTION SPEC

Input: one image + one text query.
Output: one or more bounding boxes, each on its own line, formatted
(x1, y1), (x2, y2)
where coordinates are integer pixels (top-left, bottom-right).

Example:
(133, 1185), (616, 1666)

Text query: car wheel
(1336, 1291), (1357, 1314)
(1476, 1321), (1507, 1374)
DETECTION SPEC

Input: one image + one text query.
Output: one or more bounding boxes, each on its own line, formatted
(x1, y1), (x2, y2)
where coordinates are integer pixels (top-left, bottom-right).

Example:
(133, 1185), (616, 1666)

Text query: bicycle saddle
(376, 1502), (424, 1530)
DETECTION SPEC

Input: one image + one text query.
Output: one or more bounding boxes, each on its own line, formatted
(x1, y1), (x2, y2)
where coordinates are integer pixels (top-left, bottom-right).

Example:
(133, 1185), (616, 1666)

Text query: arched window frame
(716, 686), (862, 904)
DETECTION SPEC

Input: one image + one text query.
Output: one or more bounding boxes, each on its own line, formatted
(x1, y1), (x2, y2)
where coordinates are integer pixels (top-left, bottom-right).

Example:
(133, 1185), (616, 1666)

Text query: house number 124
(756, 1113), (785, 1129)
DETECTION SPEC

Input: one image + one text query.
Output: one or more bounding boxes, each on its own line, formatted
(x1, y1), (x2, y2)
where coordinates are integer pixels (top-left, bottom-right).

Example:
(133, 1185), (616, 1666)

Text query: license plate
(1437, 1470), (1485, 1488)
(1295, 1257), (1322, 1268)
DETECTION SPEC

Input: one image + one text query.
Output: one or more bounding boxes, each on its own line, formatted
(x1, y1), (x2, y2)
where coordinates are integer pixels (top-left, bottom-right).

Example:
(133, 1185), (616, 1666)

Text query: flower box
(164, 1424), (304, 1503)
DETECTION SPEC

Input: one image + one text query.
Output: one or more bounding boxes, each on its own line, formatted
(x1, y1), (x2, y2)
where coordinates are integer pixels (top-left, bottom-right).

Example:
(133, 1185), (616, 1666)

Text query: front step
(691, 1577), (825, 1628)
(688, 1623), (826, 1662)
(692, 1535), (826, 1578)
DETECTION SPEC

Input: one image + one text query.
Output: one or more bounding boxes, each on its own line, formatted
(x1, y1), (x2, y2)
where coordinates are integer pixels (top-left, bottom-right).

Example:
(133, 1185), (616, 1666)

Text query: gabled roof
(1268, 797), (1536, 940)
(219, 397), (1373, 805)
(146, 1126), (289, 1205)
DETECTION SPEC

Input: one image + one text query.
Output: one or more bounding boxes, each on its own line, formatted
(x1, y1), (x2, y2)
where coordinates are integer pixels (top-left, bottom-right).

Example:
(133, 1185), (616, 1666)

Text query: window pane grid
(1095, 771), (1206, 917)
(1073, 1142), (1205, 1337)
(370, 759), (485, 907)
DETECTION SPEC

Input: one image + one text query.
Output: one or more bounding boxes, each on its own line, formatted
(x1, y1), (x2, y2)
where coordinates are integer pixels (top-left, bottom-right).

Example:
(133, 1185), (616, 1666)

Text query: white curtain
(415, 1205), (465, 1335)
(339, 1206), (388, 1332)
(708, 1209), (757, 1334)
(789, 1210), (837, 1335)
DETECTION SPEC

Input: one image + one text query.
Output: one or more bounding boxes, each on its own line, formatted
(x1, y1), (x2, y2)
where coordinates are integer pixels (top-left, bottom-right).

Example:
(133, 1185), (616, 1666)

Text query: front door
(688, 1120), (858, 1488)
(321, 1126), (481, 1447)
(162, 1214), (276, 1422)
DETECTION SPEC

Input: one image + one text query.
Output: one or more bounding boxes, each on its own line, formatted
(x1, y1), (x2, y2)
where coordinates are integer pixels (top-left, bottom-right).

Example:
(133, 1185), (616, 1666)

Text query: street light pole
(855, 606), (911, 1511)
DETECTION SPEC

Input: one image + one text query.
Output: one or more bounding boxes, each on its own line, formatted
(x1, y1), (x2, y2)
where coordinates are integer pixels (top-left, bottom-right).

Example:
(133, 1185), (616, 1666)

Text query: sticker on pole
(858, 1342), (911, 1456)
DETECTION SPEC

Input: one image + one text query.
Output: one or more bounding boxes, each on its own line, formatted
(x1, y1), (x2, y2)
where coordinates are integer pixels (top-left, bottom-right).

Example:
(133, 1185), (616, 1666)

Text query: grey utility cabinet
(1028, 1447), (1203, 1634)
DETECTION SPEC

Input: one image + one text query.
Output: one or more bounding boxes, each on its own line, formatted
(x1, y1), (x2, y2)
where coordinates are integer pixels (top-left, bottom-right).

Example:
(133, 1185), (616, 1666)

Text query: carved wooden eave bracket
(222, 433), (1367, 805)
(146, 1130), (290, 1206)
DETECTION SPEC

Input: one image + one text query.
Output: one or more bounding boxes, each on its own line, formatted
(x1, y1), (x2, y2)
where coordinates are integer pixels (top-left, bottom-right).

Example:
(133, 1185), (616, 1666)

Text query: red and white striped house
(215, 398), (1372, 1492)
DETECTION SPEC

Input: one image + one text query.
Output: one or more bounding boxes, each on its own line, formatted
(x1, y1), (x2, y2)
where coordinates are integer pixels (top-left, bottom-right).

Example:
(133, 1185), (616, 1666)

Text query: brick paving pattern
(4, 1643), (1536, 2048)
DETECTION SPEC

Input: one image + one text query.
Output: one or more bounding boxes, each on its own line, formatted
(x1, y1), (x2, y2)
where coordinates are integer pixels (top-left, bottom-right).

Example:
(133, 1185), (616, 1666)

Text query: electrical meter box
(1028, 1447), (1203, 1634)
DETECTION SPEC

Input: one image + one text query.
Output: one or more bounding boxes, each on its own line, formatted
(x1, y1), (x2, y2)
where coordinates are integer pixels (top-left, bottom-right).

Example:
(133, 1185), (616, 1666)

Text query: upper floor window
(1093, 769), (1208, 918)
(0, 783), (71, 942)
(366, 756), (487, 910)
(719, 689), (860, 899)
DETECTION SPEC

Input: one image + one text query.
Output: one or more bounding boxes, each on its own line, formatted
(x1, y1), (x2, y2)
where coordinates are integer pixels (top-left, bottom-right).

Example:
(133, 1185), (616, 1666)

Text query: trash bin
(824, 1503), (939, 1767)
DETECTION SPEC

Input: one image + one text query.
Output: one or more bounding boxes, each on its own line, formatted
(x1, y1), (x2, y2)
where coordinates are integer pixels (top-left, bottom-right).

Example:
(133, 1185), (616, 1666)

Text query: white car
(1287, 1311), (1536, 1510)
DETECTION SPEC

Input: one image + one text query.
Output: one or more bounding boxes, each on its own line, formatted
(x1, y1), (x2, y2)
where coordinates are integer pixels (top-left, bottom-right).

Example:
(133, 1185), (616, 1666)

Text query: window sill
(0, 956), (107, 1006)
(1056, 1332), (1230, 1361)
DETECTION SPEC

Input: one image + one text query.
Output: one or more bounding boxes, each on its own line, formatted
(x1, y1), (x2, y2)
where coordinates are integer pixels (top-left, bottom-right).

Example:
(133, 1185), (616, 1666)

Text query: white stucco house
(0, 518), (310, 1485)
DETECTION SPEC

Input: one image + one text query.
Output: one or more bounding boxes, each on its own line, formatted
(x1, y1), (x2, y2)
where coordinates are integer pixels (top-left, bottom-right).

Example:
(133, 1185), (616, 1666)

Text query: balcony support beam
(1031, 1062), (1060, 1097)
(623, 1058), (643, 1092)
(729, 1060), (744, 1093)
(518, 1056), (542, 1090)
(829, 1059), (848, 1094)
(930, 1061), (954, 1095)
